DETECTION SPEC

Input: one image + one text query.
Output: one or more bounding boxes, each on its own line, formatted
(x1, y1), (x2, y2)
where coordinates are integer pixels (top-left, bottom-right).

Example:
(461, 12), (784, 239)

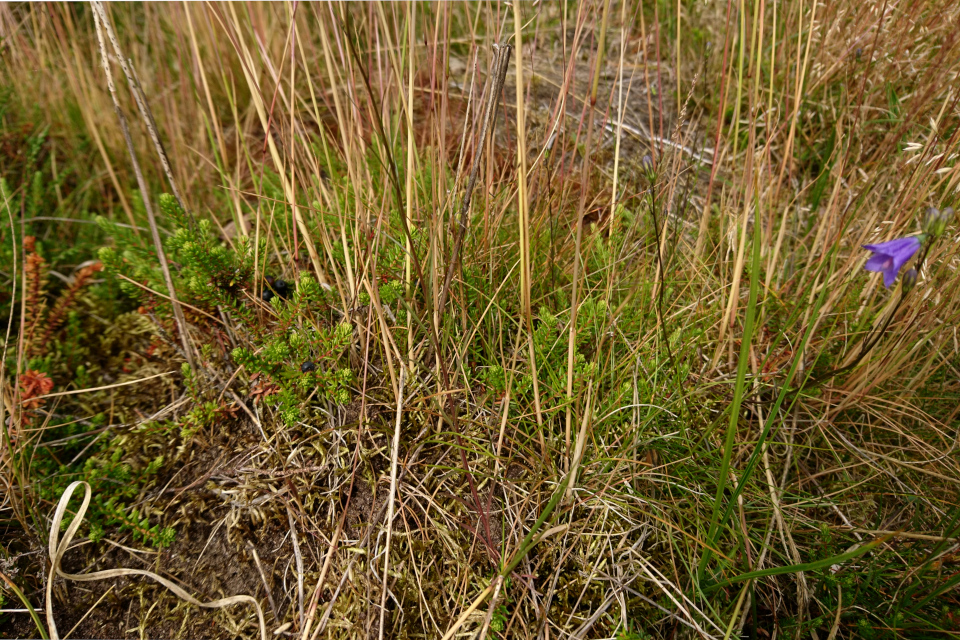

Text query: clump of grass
(2, 2), (959, 639)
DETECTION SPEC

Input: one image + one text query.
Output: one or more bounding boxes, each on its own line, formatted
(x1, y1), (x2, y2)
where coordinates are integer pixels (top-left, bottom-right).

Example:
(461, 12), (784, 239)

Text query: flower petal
(891, 240), (921, 271)
(864, 236), (921, 256)
(864, 253), (892, 273)
(882, 267), (898, 288)
(891, 252), (913, 275)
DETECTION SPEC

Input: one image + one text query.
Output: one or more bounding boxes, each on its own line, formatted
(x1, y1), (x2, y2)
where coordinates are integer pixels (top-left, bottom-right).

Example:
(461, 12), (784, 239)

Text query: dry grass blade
(90, 3), (194, 368)
(44, 482), (267, 640)
(89, 2), (188, 216)
(26, 370), (177, 402)
(378, 368), (406, 640)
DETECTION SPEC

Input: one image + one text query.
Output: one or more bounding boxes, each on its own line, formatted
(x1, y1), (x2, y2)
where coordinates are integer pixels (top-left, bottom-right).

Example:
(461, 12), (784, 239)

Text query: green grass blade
(708, 538), (885, 590)
(718, 247), (839, 527)
(699, 198), (763, 578)
(0, 571), (48, 640)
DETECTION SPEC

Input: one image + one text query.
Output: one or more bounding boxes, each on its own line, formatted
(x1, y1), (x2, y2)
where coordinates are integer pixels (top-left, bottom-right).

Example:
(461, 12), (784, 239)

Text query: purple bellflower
(862, 235), (923, 288)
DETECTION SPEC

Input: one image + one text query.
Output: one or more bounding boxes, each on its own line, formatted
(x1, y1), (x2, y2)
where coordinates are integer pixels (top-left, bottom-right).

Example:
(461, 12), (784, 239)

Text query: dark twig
(338, 13), (498, 561)
(437, 43), (512, 316)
